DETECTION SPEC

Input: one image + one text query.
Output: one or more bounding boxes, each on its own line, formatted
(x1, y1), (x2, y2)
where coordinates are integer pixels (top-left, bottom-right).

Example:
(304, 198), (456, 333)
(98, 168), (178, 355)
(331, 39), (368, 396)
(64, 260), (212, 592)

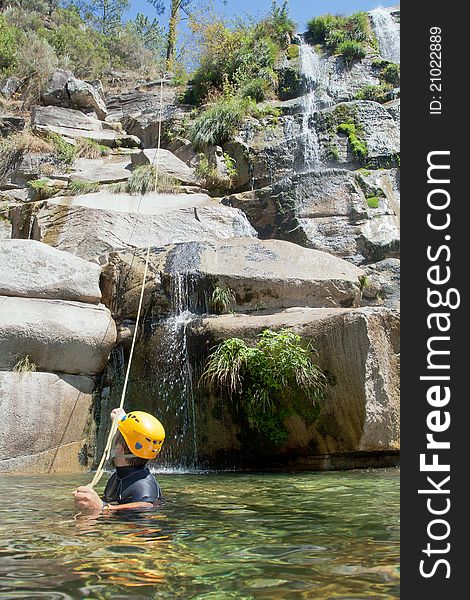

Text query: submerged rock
(0, 372), (94, 474)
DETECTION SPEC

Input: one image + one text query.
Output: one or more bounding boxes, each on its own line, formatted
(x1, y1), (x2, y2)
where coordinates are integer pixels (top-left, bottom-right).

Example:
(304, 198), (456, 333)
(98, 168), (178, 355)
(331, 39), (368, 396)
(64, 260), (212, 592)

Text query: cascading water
(370, 6), (400, 64)
(299, 40), (322, 170)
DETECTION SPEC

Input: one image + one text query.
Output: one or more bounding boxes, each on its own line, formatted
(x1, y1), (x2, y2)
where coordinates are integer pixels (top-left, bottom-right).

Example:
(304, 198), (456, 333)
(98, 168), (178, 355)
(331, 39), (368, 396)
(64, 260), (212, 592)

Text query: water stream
(0, 469), (400, 599)
(370, 6), (401, 64)
(298, 41), (323, 170)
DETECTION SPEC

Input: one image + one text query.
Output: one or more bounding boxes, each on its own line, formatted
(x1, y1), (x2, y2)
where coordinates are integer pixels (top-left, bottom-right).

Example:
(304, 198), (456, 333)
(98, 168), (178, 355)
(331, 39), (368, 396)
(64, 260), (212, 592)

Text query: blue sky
(126, 1), (397, 32)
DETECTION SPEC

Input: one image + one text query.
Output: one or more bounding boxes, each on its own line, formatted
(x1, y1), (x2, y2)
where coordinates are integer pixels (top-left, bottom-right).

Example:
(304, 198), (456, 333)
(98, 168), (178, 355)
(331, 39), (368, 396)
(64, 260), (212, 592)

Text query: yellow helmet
(117, 411), (165, 460)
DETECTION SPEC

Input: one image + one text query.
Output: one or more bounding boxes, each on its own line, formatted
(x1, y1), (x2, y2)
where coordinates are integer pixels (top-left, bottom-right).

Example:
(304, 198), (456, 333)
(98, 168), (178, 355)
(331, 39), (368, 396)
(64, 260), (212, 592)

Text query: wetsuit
(102, 466), (162, 505)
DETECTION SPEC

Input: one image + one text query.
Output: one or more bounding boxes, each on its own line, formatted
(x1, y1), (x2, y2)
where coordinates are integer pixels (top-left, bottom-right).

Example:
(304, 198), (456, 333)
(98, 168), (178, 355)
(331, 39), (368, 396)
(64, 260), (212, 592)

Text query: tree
(133, 12), (165, 53)
(83, 0), (130, 35)
(148, 0), (195, 70)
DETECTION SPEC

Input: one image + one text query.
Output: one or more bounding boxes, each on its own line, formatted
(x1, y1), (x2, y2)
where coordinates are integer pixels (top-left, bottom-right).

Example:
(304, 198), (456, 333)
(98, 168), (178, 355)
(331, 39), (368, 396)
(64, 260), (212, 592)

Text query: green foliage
(0, 15), (21, 74)
(76, 137), (110, 159)
(14, 31), (58, 106)
(381, 62), (400, 86)
(286, 43), (300, 60)
(48, 133), (77, 165)
(337, 40), (366, 66)
(306, 11), (373, 64)
(0, 130), (54, 182)
(201, 329), (327, 445)
(367, 196), (379, 208)
(209, 285), (236, 314)
(240, 78), (268, 102)
(189, 97), (254, 149)
(195, 153), (237, 192)
(327, 143), (340, 161)
(358, 274), (371, 291)
(27, 178), (61, 200)
(82, 0), (130, 36)
(355, 83), (393, 103)
(68, 180), (100, 195)
(337, 122), (368, 159)
(116, 164), (180, 195)
(188, 1), (294, 105)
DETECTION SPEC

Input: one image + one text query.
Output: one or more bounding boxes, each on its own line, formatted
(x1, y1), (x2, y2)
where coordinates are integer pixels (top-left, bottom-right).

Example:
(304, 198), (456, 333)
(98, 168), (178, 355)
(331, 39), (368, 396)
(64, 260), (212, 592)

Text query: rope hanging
(88, 79), (165, 489)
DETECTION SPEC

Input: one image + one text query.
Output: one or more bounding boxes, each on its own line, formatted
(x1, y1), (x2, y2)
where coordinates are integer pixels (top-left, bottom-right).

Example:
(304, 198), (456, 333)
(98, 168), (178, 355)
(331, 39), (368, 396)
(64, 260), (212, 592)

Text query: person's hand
(111, 407), (126, 421)
(73, 485), (103, 515)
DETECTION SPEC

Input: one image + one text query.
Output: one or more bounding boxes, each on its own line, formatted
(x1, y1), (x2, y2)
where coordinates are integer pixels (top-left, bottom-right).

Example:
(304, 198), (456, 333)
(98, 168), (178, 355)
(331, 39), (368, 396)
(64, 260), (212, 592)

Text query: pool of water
(0, 469), (399, 599)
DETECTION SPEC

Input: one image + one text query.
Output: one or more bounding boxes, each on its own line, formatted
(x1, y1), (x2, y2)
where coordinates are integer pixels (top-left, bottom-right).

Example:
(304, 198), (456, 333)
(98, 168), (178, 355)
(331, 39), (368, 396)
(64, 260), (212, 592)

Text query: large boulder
(185, 306), (400, 468)
(0, 239), (102, 303)
(0, 296), (116, 375)
(0, 372), (94, 474)
(11, 192), (257, 259)
(31, 106), (140, 148)
(101, 238), (364, 320)
(41, 69), (73, 107)
(69, 157), (132, 184)
(131, 148), (197, 185)
(66, 77), (108, 120)
(0, 77), (20, 100)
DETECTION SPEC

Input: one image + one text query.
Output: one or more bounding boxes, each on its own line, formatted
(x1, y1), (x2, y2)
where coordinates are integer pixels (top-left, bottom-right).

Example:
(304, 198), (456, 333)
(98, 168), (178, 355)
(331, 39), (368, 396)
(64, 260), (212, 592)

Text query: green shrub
(27, 178), (61, 200)
(240, 78), (268, 102)
(337, 122), (368, 159)
(355, 83), (393, 103)
(195, 153), (236, 192)
(14, 31), (58, 106)
(116, 165), (180, 195)
(306, 14), (338, 44)
(286, 43), (300, 60)
(337, 40), (366, 65)
(381, 63), (400, 86)
(68, 180), (100, 195)
(76, 138), (110, 159)
(209, 285), (236, 314)
(0, 15), (21, 74)
(201, 329), (327, 445)
(48, 133), (77, 165)
(367, 196), (380, 208)
(189, 97), (253, 149)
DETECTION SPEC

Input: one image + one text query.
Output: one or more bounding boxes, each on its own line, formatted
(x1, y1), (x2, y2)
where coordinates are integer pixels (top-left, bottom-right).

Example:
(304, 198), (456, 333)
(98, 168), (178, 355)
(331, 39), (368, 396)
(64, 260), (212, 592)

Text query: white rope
(88, 77), (166, 490)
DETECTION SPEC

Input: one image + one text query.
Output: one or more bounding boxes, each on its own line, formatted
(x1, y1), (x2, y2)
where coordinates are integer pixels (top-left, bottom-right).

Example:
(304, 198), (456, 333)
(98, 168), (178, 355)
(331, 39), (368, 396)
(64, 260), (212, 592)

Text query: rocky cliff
(0, 6), (400, 472)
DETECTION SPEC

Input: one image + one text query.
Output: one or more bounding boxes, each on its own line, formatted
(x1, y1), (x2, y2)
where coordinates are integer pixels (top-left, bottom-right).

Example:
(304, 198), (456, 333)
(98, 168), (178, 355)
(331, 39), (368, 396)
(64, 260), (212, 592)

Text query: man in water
(73, 408), (165, 515)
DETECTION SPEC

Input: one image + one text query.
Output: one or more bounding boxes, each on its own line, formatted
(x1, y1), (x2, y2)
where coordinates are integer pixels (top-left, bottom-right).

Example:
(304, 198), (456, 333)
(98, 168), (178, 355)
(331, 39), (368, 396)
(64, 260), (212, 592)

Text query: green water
(0, 470), (399, 599)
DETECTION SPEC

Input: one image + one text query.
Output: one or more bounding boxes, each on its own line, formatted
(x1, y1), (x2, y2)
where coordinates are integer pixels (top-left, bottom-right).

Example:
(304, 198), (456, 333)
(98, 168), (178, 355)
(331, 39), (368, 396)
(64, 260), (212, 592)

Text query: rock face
(0, 296), (116, 374)
(0, 372), (94, 474)
(0, 239), (117, 473)
(225, 168), (400, 264)
(66, 77), (108, 120)
(12, 192), (257, 259)
(0, 77), (20, 100)
(101, 238), (365, 320)
(69, 157), (132, 184)
(186, 307), (400, 468)
(32, 106), (140, 148)
(0, 239), (102, 303)
(106, 84), (189, 147)
(131, 149), (197, 185)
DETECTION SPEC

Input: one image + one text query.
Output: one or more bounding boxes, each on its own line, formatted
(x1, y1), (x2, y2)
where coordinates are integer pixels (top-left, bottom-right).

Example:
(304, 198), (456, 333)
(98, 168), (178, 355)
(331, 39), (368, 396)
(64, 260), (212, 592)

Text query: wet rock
(103, 238), (364, 319)
(0, 296), (116, 375)
(358, 215), (400, 262)
(224, 169), (400, 264)
(0, 239), (102, 303)
(186, 306), (400, 466)
(0, 372), (94, 474)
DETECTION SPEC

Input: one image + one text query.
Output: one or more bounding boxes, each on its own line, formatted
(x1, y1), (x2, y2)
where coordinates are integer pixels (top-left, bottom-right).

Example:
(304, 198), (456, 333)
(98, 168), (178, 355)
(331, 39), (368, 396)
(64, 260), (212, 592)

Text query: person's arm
(73, 486), (153, 516)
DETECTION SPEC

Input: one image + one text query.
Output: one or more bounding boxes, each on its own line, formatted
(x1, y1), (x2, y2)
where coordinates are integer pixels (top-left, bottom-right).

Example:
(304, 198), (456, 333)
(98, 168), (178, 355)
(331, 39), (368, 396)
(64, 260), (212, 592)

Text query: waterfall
(298, 41), (324, 171)
(370, 6), (400, 64)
